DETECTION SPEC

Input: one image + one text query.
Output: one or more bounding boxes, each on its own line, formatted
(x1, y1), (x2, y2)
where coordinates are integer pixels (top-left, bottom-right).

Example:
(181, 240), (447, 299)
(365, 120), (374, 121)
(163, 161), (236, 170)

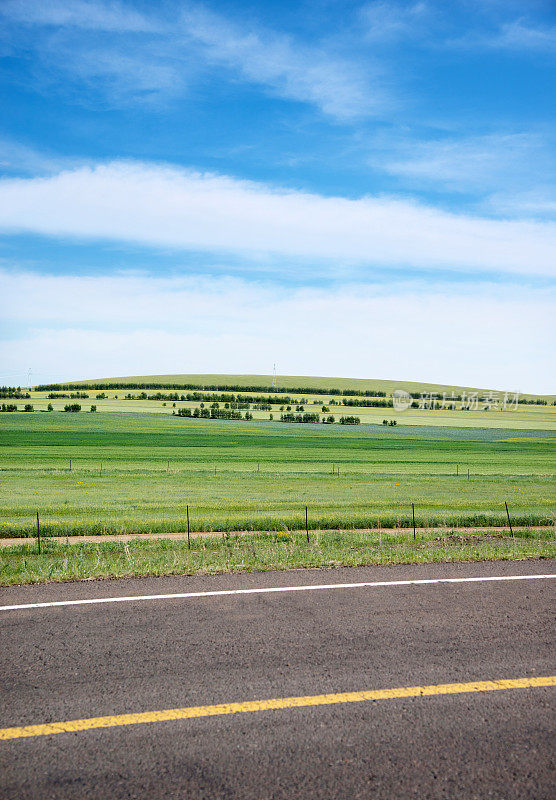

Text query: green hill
(50, 374), (554, 402)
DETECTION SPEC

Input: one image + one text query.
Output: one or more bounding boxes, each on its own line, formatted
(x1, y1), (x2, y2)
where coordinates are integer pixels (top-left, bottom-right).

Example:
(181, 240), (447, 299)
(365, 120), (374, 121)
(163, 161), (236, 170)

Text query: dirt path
(1, 526), (553, 547)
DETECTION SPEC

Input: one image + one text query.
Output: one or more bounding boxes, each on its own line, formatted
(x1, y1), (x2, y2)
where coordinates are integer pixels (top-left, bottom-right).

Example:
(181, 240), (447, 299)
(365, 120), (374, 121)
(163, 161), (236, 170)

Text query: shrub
(47, 403), (53, 412)
(24, 404), (34, 412)
(90, 405), (97, 412)
(64, 404), (81, 412)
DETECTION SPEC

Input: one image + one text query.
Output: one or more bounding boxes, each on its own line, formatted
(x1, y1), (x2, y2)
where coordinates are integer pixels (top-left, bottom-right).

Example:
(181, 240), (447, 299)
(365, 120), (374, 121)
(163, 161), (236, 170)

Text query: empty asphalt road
(1, 559), (555, 799)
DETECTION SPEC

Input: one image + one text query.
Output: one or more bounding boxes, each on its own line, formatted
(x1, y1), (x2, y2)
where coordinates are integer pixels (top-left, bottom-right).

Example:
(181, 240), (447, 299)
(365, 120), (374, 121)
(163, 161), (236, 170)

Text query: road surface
(1, 559), (554, 798)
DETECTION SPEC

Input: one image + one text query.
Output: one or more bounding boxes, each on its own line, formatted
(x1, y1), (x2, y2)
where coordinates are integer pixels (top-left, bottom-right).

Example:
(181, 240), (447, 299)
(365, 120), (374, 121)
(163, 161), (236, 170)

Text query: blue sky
(0, 0), (555, 391)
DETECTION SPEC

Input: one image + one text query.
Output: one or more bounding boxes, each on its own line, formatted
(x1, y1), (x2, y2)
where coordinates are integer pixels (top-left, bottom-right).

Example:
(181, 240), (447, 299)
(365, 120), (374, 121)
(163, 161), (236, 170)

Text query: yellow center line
(1, 676), (554, 741)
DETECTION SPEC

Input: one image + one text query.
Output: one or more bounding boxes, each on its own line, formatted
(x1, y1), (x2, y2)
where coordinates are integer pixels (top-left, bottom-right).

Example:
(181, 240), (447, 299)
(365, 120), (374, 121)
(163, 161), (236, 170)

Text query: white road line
(1, 574), (554, 612)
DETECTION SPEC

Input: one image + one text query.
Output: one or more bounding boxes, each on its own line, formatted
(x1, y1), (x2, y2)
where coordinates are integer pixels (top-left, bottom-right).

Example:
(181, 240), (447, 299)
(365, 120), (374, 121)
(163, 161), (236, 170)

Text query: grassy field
(12, 386), (556, 430)
(1, 528), (554, 586)
(1, 413), (554, 540)
(62, 372), (556, 402)
(2, 372), (553, 583)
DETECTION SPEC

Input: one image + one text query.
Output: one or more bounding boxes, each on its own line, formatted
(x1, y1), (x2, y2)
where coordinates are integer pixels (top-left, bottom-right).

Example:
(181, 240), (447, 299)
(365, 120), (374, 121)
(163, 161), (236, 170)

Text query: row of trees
(279, 413), (361, 424)
(47, 392), (89, 399)
(341, 398), (393, 408)
(35, 381), (388, 398)
(0, 387), (30, 399)
(176, 407), (255, 420)
(280, 412), (321, 423)
(0, 404), (98, 413)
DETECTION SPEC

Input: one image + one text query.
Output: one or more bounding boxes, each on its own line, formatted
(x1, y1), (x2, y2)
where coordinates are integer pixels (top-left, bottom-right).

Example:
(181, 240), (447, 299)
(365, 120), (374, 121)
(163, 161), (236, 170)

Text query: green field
(10, 374), (556, 432)
(1, 412), (554, 539)
(60, 372), (556, 402)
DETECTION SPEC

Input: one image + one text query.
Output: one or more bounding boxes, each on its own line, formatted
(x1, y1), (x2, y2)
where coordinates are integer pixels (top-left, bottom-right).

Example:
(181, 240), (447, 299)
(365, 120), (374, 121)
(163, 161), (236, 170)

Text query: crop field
(1, 411), (554, 540)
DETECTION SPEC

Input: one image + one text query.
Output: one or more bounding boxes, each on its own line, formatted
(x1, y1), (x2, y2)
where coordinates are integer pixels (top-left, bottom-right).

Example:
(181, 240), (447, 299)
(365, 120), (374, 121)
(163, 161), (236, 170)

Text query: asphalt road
(1, 559), (555, 799)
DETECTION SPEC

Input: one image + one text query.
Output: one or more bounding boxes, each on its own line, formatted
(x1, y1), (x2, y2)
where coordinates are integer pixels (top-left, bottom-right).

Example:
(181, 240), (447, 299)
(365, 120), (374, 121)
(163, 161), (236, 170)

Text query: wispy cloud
(1, 268), (554, 391)
(0, 160), (554, 276)
(0, 0), (377, 118)
(489, 19), (556, 52)
(377, 133), (555, 195)
(448, 17), (556, 53)
(0, 0), (157, 33)
(63, 46), (186, 105)
(360, 1), (556, 55)
(484, 189), (556, 220)
(361, 1), (431, 43)
(0, 138), (82, 176)
(181, 4), (376, 119)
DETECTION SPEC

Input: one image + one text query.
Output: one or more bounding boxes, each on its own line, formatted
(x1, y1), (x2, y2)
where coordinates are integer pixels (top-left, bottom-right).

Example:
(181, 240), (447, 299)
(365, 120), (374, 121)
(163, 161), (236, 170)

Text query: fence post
(69, 458), (71, 472)
(36, 511), (41, 555)
(305, 506), (309, 543)
(456, 464), (459, 476)
(412, 503), (416, 540)
(186, 505), (191, 549)
(505, 501), (513, 536)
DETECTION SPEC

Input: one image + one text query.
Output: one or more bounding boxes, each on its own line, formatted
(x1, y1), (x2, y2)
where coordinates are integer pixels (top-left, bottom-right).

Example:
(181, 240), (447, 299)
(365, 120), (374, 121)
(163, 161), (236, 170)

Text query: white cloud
(0, 0), (157, 33)
(67, 47), (186, 104)
(482, 19), (556, 52)
(485, 189), (556, 219)
(0, 138), (80, 175)
(1, 268), (554, 392)
(1, 0), (376, 118)
(378, 133), (554, 194)
(450, 18), (556, 53)
(361, 1), (430, 43)
(492, 20), (556, 51)
(180, 4), (376, 119)
(0, 160), (555, 276)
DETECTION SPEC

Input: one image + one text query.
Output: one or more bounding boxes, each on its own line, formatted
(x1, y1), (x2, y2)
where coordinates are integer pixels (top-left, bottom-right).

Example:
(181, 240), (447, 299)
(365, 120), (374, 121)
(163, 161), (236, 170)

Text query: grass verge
(1, 528), (554, 586)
